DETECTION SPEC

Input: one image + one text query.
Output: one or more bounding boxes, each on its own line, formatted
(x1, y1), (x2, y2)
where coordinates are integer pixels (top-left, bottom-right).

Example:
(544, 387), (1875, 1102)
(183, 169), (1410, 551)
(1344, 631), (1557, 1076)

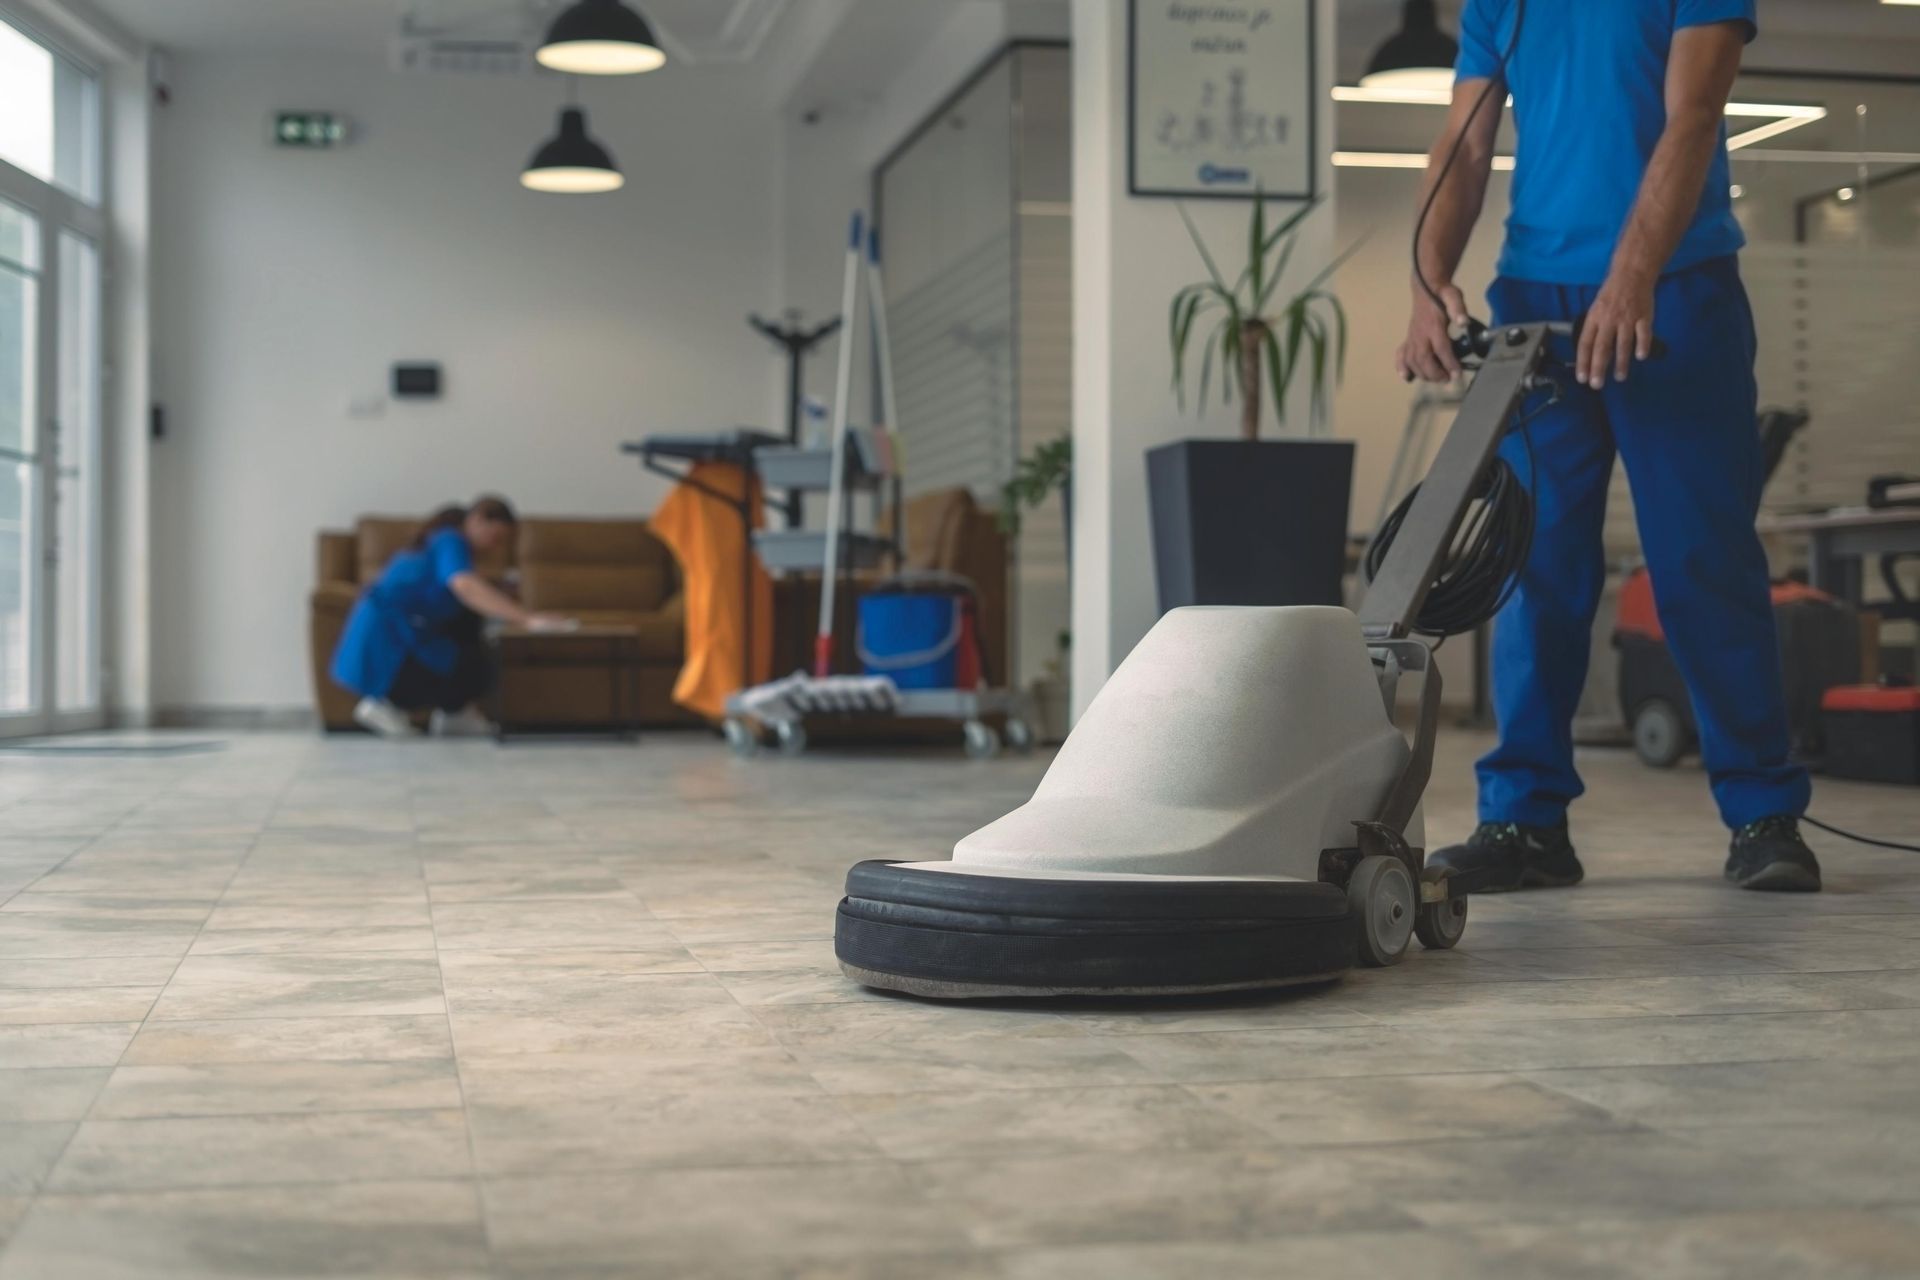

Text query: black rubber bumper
(835, 860), (1356, 998)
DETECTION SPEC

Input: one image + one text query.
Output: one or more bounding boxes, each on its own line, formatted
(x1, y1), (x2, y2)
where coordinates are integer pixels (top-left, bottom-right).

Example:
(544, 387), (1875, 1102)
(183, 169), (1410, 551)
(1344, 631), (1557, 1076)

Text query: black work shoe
(1427, 820), (1584, 893)
(1726, 815), (1822, 892)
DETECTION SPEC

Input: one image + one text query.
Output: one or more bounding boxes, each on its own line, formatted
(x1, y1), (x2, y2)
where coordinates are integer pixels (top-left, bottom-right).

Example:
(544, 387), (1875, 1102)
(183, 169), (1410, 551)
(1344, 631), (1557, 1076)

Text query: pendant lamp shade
(521, 107), (624, 193)
(1361, 0), (1459, 92)
(536, 0), (666, 75)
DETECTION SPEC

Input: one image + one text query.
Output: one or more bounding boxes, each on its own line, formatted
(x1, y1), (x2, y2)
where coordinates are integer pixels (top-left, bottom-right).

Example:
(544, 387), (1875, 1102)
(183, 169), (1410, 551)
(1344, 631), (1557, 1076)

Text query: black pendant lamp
(536, 0), (666, 76)
(521, 105), (623, 193)
(1362, 0), (1459, 92)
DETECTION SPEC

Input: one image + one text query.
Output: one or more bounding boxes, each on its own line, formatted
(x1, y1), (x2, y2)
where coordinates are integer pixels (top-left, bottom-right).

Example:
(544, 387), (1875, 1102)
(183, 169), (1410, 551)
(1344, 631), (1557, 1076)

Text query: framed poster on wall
(1129, 0), (1317, 200)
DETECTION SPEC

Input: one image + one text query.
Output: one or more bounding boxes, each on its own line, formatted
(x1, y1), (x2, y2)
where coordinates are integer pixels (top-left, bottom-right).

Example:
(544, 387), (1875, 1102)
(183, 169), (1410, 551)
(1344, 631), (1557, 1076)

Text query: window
(0, 15), (100, 202)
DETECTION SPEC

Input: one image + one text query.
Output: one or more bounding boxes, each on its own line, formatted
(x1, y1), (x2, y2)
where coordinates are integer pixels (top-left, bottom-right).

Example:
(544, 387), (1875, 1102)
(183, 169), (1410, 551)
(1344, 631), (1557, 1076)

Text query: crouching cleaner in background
(330, 495), (567, 738)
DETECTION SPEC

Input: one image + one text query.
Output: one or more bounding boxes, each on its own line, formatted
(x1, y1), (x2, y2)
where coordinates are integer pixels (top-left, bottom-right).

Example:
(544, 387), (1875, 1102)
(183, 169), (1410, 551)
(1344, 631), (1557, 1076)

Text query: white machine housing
(900, 606), (1419, 883)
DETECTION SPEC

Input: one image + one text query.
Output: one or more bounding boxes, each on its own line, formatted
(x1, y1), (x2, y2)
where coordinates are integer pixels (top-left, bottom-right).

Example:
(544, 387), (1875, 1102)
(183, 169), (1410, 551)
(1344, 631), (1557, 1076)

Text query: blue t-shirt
(1457, 0), (1756, 285)
(329, 527), (475, 698)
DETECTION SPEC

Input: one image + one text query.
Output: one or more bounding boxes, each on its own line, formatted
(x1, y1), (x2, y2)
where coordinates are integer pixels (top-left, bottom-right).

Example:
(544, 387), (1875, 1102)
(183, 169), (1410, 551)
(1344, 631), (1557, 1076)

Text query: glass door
(0, 196), (41, 731)
(0, 10), (106, 739)
(54, 229), (100, 719)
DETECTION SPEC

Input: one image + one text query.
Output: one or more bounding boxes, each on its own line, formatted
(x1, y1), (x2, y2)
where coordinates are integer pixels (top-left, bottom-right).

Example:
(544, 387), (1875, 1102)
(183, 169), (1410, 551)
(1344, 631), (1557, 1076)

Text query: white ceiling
(85, 0), (792, 60)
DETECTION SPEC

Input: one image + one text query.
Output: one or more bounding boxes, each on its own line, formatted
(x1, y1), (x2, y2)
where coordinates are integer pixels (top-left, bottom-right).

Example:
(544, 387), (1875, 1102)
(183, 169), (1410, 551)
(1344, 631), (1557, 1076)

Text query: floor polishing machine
(834, 318), (1581, 998)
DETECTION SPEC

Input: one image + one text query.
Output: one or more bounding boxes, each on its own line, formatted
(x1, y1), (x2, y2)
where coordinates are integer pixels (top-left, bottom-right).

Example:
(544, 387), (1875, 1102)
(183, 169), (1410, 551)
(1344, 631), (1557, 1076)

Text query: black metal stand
(750, 312), (841, 529)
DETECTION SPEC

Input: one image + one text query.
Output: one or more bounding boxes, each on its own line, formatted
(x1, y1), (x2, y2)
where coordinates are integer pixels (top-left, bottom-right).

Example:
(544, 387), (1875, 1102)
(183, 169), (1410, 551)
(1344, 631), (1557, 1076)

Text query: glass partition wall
(0, 12), (107, 736)
(875, 44), (1072, 702)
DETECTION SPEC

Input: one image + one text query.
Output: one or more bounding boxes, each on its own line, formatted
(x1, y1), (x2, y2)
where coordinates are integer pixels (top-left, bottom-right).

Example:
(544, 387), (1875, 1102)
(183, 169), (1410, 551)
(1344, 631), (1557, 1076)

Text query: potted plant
(1149, 193), (1360, 611)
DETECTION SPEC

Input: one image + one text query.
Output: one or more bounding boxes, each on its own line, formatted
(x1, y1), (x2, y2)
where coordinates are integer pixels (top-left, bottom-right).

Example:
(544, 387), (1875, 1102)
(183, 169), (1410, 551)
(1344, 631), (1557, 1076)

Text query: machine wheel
(1004, 717), (1035, 755)
(1632, 698), (1690, 768)
(773, 720), (808, 757)
(722, 717), (758, 758)
(963, 720), (1001, 760)
(1348, 855), (1416, 968)
(1415, 892), (1469, 950)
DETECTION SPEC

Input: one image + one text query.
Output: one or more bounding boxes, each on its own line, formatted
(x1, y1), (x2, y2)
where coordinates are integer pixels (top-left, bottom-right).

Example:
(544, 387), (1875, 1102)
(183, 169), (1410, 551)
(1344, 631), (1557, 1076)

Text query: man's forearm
(1413, 135), (1492, 299)
(1606, 107), (1723, 289)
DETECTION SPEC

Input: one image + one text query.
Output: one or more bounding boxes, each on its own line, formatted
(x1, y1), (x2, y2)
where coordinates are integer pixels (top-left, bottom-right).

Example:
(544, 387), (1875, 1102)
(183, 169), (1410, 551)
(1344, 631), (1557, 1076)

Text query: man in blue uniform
(1398, 0), (1822, 891)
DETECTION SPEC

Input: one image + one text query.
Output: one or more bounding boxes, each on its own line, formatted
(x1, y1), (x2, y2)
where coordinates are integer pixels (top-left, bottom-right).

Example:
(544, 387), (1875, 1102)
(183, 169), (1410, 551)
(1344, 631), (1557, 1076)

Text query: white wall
(149, 53), (780, 712)
(1069, 0), (1338, 716)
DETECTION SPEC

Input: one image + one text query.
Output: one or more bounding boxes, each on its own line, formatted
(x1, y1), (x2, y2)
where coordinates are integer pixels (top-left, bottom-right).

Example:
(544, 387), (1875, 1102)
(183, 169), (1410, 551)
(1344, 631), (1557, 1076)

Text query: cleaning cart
(721, 212), (1035, 760)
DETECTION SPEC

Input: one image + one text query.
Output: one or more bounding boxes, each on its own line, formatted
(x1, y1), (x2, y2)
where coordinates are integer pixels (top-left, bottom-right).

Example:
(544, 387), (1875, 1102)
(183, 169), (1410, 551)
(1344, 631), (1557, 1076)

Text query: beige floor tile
(91, 1060), (465, 1119)
(0, 1068), (110, 1123)
(0, 1195), (26, 1252)
(0, 986), (162, 1026)
(0, 1023), (138, 1069)
(0, 1123), (76, 1194)
(0, 955), (186, 989)
(148, 954), (447, 1021)
(186, 925), (440, 955)
(456, 1047), (819, 1102)
(0, 914), (200, 959)
(843, 1085), (1258, 1161)
(468, 1088), (877, 1175)
(429, 899), (672, 951)
(48, 1108), (473, 1192)
(0, 1180), (489, 1279)
(1186, 1072), (1623, 1146)
(122, 1015), (454, 1065)
(482, 1163), (968, 1272)
(907, 1148), (1412, 1249)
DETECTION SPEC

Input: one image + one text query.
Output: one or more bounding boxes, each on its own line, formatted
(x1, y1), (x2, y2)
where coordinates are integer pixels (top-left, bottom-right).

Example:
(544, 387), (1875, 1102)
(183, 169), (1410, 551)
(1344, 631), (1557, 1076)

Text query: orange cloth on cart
(649, 462), (774, 721)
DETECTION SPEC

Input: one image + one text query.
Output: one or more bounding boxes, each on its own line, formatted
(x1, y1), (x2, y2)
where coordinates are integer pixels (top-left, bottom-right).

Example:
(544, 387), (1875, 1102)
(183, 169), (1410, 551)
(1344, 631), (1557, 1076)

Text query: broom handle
(815, 211), (863, 677)
(864, 225), (907, 565)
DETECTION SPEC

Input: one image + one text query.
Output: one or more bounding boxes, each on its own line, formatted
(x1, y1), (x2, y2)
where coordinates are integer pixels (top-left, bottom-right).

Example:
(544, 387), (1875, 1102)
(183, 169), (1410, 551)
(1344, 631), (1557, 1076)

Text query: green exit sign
(272, 112), (349, 148)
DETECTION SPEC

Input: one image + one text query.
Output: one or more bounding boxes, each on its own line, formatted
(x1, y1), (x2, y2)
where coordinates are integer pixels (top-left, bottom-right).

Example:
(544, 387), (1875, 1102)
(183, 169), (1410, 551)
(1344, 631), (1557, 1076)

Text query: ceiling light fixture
(521, 105), (623, 193)
(536, 0), (666, 75)
(1730, 183), (1745, 198)
(1360, 0), (1459, 94)
(1333, 150), (1515, 171)
(1837, 187), (1856, 201)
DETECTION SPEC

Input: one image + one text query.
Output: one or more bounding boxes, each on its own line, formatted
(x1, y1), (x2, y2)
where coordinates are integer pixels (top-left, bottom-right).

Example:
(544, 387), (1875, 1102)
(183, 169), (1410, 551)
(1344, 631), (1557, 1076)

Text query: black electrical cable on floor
(1802, 814), (1920, 854)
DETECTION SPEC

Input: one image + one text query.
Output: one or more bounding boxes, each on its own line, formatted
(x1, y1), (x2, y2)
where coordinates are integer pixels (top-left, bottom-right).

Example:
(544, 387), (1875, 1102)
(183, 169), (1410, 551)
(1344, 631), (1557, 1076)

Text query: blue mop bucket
(858, 582), (968, 690)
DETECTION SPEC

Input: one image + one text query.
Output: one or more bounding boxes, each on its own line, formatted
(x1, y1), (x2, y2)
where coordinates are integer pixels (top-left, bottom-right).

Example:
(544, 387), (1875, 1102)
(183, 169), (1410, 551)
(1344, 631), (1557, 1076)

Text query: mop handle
(815, 211), (864, 677)
(863, 225), (907, 566)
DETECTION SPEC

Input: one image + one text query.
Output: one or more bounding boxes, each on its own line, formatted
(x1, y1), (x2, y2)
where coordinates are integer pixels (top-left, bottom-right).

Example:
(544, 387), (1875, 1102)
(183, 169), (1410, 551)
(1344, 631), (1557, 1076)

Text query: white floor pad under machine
(835, 322), (1563, 997)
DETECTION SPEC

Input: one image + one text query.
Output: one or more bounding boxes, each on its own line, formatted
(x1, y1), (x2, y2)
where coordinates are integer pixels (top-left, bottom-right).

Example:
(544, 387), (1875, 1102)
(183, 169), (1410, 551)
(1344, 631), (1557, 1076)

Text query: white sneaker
(353, 697), (419, 739)
(429, 706), (493, 737)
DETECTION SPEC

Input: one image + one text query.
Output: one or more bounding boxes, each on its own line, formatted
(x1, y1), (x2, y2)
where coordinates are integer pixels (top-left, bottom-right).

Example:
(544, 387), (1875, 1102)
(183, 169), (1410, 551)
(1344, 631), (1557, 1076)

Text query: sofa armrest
(309, 583), (360, 731)
(317, 531), (356, 588)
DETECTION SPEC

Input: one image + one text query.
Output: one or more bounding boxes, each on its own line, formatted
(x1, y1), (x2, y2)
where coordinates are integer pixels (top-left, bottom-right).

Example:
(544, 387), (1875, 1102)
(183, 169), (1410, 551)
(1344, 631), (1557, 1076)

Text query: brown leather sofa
(309, 515), (692, 731)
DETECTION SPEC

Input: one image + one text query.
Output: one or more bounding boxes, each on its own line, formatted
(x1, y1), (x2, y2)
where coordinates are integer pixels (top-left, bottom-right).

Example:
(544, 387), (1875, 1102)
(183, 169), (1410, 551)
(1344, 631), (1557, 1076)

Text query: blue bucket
(858, 592), (963, 690)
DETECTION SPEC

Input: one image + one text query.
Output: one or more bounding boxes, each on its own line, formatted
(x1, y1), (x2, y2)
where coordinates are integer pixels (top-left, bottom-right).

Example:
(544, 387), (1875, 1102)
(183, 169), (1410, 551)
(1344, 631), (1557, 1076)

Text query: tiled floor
(2, 729), (1919, 1278)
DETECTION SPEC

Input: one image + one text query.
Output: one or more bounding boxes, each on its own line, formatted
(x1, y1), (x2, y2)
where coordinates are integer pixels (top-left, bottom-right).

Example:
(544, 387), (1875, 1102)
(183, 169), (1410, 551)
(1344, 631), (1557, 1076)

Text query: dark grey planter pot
(1146, 438), (1355, 612)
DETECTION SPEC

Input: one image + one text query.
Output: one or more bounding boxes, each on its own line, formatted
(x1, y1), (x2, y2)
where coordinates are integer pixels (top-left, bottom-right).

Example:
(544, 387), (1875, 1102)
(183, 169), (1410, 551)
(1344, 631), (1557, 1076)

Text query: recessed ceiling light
(1837, 187), (1856, 201)
(1730, 184), (1745, 198)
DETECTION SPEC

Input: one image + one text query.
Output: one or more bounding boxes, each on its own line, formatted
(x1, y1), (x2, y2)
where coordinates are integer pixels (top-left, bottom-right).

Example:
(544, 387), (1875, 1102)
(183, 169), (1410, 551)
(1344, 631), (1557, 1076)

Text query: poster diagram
(1130, 0), (1317, 199)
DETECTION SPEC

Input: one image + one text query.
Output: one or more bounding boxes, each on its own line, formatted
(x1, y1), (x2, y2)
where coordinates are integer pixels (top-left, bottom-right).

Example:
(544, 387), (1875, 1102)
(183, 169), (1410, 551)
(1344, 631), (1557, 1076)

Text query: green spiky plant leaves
(1169, 192), (1362, 441)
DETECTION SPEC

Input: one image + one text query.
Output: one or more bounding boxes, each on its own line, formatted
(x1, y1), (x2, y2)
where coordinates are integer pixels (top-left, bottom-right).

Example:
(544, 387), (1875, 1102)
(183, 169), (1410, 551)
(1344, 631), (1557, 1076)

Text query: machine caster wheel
(1348, 854), (1416, 968)
(1004, 717), (1035, 755)
(1415, 892), (1469, 950)
(963, 720), (1001, 760)
(1632, 698), (1690, 768)
(773, 720), (808, 757)
(722, 718), (758, 758)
